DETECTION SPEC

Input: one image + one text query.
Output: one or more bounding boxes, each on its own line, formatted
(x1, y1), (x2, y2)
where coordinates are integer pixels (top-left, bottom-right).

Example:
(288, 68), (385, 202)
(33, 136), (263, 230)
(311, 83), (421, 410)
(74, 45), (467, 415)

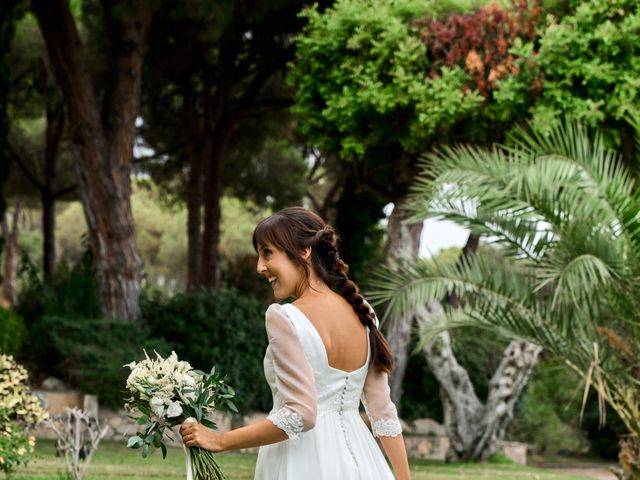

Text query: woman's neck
(295, 273), (332, 301)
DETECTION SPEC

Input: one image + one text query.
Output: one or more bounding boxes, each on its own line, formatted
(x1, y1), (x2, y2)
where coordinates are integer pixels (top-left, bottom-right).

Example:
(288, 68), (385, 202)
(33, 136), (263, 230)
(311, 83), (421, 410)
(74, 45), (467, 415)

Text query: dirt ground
(544, 465), (617, 480)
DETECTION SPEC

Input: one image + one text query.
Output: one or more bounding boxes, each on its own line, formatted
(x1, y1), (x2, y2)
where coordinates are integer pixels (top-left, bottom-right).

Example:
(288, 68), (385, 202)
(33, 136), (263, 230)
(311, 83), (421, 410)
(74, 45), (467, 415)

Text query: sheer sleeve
(361, 305), (403, 438)
(265, 304), (317, 440)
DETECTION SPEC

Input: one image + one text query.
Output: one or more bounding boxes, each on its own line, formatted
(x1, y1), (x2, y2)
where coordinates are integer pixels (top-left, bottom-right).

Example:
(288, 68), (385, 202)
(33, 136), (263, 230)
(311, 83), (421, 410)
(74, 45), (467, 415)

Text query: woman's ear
(302, 247), (312, 261)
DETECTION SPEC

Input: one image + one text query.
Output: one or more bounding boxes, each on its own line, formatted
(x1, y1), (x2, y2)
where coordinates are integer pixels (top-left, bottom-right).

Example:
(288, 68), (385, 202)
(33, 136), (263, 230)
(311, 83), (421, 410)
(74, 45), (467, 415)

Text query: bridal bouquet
(124, 351), (237, 480)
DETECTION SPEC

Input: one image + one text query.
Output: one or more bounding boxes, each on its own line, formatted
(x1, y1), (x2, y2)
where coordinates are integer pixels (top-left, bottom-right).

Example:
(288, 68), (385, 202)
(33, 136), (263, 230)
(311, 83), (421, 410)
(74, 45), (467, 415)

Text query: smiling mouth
(268, 277), (277, 288)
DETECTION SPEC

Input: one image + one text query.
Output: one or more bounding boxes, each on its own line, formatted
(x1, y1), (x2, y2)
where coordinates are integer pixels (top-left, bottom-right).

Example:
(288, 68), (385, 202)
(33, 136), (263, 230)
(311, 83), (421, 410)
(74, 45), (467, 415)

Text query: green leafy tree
(53, 186), (269, 290)
(289, 0), (541, 409)
(139, 1), (311, 290)
(0, 0), (27, 270)
(30, 0), (155, 320)
(370, 120), (640, 472)
(4, 14), (77, 282)
(531, 0), (640, 166)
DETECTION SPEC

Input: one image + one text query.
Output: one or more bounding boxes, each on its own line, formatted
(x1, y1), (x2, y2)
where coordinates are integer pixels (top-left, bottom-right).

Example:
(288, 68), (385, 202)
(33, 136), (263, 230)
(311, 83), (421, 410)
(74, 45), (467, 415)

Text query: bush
(0, 354), (47, 476)
(0, 308), (26, 355)
(42, 316), (170, 409)
(581, 394), (628, 460)
(142, 288), (271, 414)
(17, 248), (100, 322)
(509, 360), (589, 454)
(16, 249), (101, 377)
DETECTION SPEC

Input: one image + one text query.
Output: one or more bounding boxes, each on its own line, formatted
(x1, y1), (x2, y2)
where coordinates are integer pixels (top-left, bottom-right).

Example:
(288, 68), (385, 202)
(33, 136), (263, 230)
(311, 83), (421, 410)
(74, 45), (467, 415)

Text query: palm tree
(369, 120), (640, 479)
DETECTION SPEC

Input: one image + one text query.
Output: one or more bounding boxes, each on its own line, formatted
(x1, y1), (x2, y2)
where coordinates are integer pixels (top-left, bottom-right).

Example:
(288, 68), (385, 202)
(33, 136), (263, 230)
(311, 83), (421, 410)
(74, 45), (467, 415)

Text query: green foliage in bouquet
(0, 354), (47, 475)
(124, 351), (237, 479)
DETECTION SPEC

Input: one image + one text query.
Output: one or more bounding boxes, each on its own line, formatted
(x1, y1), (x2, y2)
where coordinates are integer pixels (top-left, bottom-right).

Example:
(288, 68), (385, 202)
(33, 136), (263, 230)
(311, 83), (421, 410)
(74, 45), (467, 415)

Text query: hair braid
(253, 207), (394, 373)
(311, 226), (394, 373)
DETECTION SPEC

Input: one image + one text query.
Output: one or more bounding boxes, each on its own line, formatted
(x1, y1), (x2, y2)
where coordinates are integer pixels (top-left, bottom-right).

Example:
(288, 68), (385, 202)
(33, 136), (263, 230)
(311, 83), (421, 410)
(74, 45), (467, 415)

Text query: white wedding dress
(254, 303), (402, 480)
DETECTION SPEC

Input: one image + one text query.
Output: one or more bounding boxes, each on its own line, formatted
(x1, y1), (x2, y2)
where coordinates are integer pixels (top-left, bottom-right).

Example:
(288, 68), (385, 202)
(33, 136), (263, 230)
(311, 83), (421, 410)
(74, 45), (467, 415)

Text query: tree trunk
(42, 102), (64, 281)
(420, 292), (542, 461)
(201, 123), (234, 289)
(186, 148), (204, 289)
(621, 126), (637, 171)
(42, 187), (55, 281)
(32, 0), (152, 320)
(385, 197), (423, 409)
(185, 87), (206, 290)
(1, 203), (20, 306)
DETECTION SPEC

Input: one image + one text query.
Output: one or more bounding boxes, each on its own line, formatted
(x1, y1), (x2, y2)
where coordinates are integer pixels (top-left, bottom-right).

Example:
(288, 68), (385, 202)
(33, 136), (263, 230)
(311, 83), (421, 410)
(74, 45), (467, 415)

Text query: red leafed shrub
(414, 0), (542, 96)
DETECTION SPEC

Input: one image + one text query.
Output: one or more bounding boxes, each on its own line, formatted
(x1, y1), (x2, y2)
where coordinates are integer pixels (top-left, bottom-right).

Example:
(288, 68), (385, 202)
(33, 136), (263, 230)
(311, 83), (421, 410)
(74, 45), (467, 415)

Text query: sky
(382, 203), (470, 257)
(419, 218), (469, 257)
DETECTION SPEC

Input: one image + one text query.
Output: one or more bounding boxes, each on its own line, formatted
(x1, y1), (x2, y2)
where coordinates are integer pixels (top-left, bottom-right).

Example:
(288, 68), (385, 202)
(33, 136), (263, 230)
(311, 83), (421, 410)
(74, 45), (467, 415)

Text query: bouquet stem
(185, 446), (226, 480)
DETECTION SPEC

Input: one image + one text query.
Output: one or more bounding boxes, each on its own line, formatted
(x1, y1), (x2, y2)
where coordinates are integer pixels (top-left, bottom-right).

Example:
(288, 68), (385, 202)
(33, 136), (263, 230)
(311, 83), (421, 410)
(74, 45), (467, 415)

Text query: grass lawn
(12, 440), (596, 480)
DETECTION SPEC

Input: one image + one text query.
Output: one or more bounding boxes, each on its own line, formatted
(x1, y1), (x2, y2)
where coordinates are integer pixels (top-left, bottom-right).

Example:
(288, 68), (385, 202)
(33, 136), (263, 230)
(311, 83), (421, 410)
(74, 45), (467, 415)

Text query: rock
(83, 395), (99, 419)
(400, 418), (412, 435)
(41, 377), (70, 392)
(403, 435), (450, 460)
(498, 441), (528, 465)
(412, 418), (445, 436)
(237, 412), (266, 430)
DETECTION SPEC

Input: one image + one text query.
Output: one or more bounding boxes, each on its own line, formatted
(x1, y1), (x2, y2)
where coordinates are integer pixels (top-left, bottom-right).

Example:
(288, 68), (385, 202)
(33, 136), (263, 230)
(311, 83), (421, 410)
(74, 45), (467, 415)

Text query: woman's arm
(182, 304), (316, 452)
(380, 434), (411, 480)
(180, 418), (287, 452)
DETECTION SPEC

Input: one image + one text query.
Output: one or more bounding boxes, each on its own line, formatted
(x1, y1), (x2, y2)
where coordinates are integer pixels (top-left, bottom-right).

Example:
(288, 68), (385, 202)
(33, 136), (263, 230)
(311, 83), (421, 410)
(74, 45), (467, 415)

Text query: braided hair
(253, 206), (394, 373)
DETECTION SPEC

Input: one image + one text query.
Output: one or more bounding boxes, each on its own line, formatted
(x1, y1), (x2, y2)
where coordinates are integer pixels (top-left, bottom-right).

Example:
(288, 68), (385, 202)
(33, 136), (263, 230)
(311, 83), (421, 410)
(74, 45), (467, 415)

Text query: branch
(307, 151), (323, 183)
(5, 143), (43, 190)
(54, 183), (78, 198)
(133, 145), (185, 165)
(306, 192), (322, 214)
(31, 0), (102, 142)
(237, 98), (294, 119)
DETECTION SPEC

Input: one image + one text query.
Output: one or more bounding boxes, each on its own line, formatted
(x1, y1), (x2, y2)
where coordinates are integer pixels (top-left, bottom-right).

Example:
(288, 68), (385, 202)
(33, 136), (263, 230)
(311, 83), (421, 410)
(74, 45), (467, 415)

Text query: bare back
(293, 291), (369, 373)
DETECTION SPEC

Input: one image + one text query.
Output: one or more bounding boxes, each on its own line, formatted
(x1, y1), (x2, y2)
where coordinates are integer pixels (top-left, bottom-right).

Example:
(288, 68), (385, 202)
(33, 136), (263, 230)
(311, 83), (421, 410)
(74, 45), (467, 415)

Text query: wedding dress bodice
(262, 303), (402, 441)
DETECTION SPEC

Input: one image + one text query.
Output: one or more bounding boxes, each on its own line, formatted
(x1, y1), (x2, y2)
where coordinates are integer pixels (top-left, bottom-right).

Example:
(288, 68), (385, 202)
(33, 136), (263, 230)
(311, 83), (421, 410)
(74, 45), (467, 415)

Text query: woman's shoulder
(264, 303), (296, 327)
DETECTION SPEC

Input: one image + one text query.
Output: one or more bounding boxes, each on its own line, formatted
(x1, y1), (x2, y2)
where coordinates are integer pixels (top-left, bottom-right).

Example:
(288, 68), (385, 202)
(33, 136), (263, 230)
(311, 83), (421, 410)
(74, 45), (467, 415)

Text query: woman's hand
(179, 421), (225, 452)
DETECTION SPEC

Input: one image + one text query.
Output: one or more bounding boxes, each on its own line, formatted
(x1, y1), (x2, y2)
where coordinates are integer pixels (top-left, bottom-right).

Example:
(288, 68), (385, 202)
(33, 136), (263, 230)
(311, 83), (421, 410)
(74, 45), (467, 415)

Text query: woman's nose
(257, 258), (266, 274)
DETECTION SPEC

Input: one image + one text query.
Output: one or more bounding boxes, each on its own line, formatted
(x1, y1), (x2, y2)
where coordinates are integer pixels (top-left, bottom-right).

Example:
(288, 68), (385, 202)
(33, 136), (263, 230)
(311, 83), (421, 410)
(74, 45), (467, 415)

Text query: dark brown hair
(253, 206), (394, 373)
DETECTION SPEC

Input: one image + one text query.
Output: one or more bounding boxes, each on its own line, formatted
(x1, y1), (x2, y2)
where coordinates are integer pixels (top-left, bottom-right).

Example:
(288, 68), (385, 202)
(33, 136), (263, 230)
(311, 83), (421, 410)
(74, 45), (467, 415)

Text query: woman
(180, 207), (411, 479)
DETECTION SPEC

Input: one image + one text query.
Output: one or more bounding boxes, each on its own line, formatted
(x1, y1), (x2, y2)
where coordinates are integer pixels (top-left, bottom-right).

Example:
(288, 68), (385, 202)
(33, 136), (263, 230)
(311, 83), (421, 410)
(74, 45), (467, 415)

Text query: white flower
(181, 373), (196, 387)
(150, 396), (166, 418)
(166, 401), (183, 418)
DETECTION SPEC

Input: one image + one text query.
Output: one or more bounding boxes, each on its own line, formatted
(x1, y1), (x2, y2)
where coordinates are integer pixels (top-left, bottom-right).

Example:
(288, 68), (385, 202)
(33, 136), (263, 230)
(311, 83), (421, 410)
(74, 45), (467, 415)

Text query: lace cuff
(267, 407), (304, 440)
(371, 417), (402, 438)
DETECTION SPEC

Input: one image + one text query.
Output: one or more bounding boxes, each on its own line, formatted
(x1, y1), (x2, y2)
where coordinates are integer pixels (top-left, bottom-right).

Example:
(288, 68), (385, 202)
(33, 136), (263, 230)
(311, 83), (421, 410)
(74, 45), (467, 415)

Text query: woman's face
(256, 242), (307, 299)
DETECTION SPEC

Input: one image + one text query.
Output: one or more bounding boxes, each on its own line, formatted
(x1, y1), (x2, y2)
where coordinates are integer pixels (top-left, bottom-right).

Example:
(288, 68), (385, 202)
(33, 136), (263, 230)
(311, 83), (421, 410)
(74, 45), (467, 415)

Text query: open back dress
(254, 303), (403, 480)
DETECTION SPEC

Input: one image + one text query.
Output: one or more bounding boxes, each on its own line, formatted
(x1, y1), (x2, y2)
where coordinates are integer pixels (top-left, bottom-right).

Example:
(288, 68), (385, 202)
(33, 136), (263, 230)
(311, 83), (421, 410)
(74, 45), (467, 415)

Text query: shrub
(17, 248), (100, 322)
(141, 288), (271, 414)
(42, 316), (170, 409)
(0, 354), (47, 475)
(16, 249), (101, 377)
(0, 308), (26, 355)
(0, 427), (36, 475)
(508, 360), (589, 454)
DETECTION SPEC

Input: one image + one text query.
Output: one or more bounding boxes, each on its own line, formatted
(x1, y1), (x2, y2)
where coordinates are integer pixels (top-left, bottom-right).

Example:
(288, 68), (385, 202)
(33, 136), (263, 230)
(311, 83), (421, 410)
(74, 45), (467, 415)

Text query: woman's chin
(272, 288), (292, 300)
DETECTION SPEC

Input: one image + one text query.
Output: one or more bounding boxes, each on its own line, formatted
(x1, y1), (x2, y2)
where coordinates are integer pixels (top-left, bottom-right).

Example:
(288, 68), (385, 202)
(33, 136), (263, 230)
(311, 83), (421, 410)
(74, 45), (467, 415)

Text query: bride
(180, 207), (411, 479)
